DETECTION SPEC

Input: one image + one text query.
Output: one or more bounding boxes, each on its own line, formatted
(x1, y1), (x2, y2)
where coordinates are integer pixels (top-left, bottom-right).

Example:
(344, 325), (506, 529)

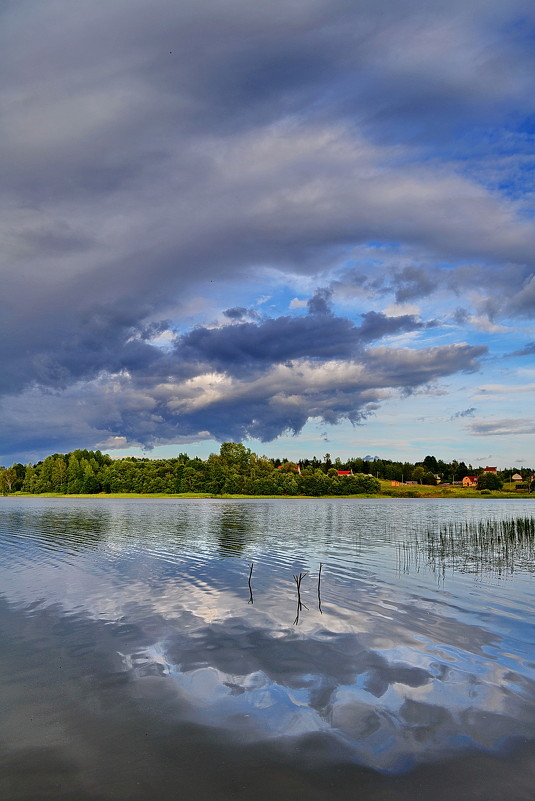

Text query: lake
(1, 497), (534, 800)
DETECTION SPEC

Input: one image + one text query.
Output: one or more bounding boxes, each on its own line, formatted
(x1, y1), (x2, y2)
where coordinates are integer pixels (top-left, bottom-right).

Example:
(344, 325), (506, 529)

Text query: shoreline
(3, 490), (533, 501)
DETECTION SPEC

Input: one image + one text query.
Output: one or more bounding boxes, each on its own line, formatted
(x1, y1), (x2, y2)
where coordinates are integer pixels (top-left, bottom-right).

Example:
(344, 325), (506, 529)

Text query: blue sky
(1, 0), (535, 468)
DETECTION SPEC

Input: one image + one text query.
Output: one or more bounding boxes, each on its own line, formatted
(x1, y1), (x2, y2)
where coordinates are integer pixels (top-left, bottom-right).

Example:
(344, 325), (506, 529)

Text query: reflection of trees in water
(398, 516), (535, 578)
(217, 504), (257, 555)
(7, 508), (109, 551)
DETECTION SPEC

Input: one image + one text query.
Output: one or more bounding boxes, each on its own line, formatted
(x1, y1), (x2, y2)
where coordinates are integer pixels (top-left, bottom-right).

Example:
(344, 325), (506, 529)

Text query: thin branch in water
(293, 571), (308, 625)
(248, 562), (254, 604)
(317, 562), (323, 614)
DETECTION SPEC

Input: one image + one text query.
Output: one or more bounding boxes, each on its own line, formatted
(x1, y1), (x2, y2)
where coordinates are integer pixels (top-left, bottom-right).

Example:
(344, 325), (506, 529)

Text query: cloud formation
(0, 330), (486, 461)
(467, 419), (535, 437)
(451, 408), (476, 420)
(1, 0), (535, 462)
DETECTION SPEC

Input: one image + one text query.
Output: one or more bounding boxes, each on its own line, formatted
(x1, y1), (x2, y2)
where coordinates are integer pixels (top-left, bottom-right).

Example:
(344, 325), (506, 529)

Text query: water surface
(1, 498), (534, 800)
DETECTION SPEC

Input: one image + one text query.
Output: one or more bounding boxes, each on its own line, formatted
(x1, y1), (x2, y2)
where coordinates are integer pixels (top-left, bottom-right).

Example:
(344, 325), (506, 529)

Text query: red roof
(484, 466), (497, 472)
(337, 470), (352, 475)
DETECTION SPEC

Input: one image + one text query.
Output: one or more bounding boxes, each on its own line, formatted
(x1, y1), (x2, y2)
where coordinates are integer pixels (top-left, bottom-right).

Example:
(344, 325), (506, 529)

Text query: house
(484, 466), (497, 473)
(462, 476), (478, 487)
(512, 473), (523, 482)
(391, 480), (401, 486)
(337, 470), (352, 476)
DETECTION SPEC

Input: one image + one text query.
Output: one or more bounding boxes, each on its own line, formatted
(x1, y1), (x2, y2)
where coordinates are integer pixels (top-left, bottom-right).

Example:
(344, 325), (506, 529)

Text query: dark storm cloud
(0, 298), (432, 400)
(362, 344), (485, 388)
(392, 266), (436, 303)
(174, 307), (432, 378)
(307, 288), (333, 315)
(0, 339), (486, 462)
(223, 307), (250, 321)
(0, 294), (164, 395)
(359, 310), (437, 339)
(121, 342), (486, 443)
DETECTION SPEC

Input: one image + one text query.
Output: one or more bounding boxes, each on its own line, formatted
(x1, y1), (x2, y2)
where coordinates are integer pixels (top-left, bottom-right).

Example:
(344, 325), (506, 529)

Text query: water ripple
(1, 497), (535, 792)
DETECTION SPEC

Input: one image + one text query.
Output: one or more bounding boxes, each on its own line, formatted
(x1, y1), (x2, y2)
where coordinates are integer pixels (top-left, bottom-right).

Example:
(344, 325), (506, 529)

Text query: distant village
(390, 465), (534, 492)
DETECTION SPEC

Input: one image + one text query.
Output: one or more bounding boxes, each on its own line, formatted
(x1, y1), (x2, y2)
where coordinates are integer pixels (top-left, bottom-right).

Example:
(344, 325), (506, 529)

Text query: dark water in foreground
(1, 497), (534, 801)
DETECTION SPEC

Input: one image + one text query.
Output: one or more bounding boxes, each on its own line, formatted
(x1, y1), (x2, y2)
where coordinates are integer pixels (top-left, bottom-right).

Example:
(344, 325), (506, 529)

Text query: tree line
(0, 444), (379, 496)
(0, 444), (532, 496)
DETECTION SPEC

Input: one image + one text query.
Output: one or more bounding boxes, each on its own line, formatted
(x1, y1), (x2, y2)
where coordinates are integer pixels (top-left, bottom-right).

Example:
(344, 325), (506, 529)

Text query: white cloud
(474, 382), (535, 396)
(467, 418), (535, 436)
(469, 316), (511, 333)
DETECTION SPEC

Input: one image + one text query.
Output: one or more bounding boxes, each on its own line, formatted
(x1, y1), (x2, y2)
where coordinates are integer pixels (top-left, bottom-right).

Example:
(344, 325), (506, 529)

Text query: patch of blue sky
(364, 241), (402, 252)
(445, 127), (535, 202)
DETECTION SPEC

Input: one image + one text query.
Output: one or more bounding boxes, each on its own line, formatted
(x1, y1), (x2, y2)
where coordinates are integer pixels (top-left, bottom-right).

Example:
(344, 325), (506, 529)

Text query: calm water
(1, 497), (534, 801)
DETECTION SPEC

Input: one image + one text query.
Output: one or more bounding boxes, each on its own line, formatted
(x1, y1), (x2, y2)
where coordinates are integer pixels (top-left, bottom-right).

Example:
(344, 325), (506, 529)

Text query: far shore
(3, 486), (534, 501)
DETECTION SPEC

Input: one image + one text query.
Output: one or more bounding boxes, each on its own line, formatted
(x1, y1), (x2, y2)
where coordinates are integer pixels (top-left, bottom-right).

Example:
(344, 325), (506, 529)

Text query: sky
(2, 0), (535, 469)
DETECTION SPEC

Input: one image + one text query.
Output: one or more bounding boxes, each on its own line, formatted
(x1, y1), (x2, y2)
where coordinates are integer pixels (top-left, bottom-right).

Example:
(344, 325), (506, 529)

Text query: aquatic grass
(398, 516), (535, 578)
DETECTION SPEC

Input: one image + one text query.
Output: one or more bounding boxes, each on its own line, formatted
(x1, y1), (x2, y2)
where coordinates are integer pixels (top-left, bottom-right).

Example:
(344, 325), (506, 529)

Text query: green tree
(223, 470), (243, 494)
(180, 466), (203, 492)
(298, 469), (331, 496)
(66, 455), (84, 493)
(80, 459), (100, 493)
(0, 466), (17, 494)
(477, 472), (503, 491)
(10, 463), (26, 491)
(412, 466), (425, 484)
(423, 455), (438, 473)
(206, 454), (226, 494)
(35, 456), (55, 493)
(278, 461), (299, 474)
(422, 472), (437, 485)
(345, 474), (381, 494)
(278, 474), (299, 495)
(51, 457), (68, 492)
(219, 442), (252, 472)
(22, 464), (38, 492)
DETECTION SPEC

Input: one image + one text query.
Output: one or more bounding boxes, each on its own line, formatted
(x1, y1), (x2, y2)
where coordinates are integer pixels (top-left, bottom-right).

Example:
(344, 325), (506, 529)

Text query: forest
(1, 443), (533, 496)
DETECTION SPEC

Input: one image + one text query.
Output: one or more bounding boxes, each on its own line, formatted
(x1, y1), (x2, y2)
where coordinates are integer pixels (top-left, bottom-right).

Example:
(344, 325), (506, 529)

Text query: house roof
(484, 466), (497, 472)
(337, 470), (352, 475)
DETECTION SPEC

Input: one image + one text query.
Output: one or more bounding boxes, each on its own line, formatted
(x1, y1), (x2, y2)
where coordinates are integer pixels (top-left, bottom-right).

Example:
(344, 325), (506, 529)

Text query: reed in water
(398, 516), (535, 578)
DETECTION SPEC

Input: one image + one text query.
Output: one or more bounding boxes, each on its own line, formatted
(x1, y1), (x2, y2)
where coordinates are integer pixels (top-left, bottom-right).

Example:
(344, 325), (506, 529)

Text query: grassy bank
(4, 484), (533, 500)
(375, 480), (533, 499)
